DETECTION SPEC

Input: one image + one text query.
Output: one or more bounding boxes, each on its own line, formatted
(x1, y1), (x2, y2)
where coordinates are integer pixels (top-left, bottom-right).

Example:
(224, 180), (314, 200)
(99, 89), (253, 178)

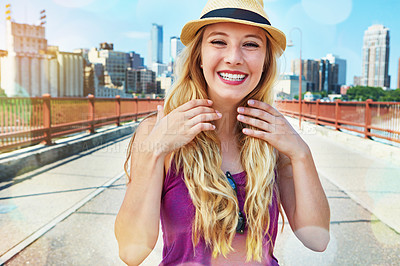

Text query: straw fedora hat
(180, 0), (286, 56)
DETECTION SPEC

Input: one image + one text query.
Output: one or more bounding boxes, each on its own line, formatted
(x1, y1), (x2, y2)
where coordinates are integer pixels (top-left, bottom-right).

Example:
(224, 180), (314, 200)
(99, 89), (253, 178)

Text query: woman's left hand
(237, 99), (309, 160)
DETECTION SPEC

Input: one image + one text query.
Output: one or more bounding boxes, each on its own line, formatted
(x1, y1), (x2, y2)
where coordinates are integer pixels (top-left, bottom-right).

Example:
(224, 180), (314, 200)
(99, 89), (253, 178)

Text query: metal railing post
(116, 95), (121, 126)
(365, 99), (372, 139)
(88, 95), (95, 134)
(135, 98), (138, 122)
(335, 99), (341, 131)
(42, 94), (52, 145)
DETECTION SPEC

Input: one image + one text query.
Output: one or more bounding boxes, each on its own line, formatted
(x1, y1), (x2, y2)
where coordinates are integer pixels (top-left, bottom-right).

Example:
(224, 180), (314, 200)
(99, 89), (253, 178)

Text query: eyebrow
(206, 31), (265, 42)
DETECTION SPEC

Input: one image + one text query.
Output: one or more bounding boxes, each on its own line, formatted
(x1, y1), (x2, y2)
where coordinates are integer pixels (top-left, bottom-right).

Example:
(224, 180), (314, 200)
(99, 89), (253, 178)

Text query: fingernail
(248, 100), (255, 105)
(237, 107), (244, 113)
(216, 111), (222, 117)
(207, 100), (213, 104)
(157, 105), (162, 111)
(237, 115), (244, 120)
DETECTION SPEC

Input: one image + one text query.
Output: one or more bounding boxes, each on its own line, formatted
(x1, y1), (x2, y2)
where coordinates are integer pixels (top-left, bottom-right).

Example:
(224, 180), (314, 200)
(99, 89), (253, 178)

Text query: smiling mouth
(218, 72), (247, 82)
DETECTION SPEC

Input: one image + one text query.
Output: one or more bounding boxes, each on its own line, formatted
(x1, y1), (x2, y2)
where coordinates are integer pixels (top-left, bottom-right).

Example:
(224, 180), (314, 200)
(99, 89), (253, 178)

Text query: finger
(237, 114), (273, 133)
(189, 122), (216, 135)
(242, 128), (270, 141)
(237, 106), (276, 124)
(248, 99), (282, 117)
(187, 112), (222, 127)
(177, 99), (213, 112)
(185, 106), (219, 119)
(156, 105), (164, 123)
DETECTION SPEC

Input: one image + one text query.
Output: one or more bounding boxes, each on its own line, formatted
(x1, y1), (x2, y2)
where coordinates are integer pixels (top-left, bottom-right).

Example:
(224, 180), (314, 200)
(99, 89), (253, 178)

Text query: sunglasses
(225, 171), (245, 234)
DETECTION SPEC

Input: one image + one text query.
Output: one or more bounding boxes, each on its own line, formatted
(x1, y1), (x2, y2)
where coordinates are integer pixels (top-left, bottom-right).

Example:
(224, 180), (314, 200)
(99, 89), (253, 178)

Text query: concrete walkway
(1, 117), (399, 265)
(289, 117), (400, 235)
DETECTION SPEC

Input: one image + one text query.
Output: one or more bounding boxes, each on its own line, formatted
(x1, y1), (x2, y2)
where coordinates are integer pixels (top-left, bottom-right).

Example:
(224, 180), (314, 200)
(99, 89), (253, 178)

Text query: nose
(224, 45), (243, 66)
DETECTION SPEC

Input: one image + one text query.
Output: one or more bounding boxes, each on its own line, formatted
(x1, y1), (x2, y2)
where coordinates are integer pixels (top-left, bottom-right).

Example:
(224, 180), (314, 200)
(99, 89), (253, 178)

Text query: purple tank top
(160, 161), (279, 266)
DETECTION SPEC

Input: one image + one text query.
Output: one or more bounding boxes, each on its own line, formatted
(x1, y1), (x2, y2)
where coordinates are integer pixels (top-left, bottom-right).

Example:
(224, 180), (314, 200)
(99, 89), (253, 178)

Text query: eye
(210, 40), (226, 46)
(244, 42), (260, 48)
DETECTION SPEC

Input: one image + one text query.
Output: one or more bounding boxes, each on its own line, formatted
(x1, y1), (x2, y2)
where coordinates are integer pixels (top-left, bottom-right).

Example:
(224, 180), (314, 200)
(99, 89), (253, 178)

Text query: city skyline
(1, 0), (400, 88)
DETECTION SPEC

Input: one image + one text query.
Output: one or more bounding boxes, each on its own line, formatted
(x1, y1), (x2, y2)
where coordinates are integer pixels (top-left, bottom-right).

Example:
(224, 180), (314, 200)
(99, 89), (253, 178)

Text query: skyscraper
(151, 24), (163, 64)
(324, 54), (347, 86)
(170, 36), (184, 63)
(361, 24), (390, 88)
(291, 58), (340, 93)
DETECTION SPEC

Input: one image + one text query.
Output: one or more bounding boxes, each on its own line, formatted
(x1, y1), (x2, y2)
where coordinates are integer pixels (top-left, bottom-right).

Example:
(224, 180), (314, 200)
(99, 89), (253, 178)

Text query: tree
(346, 86), (385, 101)
(380, 89), (400, 102)
(0, 87), (7, 97)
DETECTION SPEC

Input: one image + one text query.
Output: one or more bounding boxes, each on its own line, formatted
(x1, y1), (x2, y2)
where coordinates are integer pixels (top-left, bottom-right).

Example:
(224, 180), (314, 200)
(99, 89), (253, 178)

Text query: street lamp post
(287, 27), (303, 129)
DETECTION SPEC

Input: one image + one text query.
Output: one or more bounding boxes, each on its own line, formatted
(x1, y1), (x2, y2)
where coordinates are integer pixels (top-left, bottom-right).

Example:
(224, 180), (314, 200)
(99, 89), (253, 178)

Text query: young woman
(115, 0), (330, 265)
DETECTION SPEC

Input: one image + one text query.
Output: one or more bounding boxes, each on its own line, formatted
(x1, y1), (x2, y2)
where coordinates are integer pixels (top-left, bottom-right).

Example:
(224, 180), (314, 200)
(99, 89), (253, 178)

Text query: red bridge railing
(276, 99), (400, 144)
(0, 94), (163, 152)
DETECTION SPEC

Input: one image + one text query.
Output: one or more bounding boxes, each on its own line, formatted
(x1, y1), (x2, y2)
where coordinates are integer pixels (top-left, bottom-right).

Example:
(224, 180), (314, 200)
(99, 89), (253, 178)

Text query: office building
(170, 36), (184, 63)
(291, 58), (340, 93)
(128, 51), (144, 69)
(291, 59), (319, 91)
(126, 68), (157, 94)
(87, 43), (129, 88)
(274, 73), (306, 100)
(361, 24), (390, 88)
(324, 54), (347, 85)
(0, 19), (83, 97)
(150, 24), (163, 64)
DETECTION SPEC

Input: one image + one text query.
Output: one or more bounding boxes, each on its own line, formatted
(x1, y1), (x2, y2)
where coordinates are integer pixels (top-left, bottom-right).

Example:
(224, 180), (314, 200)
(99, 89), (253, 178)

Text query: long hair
(160, 26), (284, 262)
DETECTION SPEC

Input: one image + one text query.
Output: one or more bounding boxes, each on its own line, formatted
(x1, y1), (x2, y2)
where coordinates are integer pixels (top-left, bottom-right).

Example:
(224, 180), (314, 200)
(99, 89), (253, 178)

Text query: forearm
(115, 148), (165, 264)
(290, 146), (330, 229)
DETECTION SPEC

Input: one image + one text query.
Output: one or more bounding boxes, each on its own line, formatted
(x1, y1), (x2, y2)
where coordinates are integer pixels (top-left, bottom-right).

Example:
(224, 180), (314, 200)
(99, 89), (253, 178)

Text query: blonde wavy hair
(126, 26), (284, 262)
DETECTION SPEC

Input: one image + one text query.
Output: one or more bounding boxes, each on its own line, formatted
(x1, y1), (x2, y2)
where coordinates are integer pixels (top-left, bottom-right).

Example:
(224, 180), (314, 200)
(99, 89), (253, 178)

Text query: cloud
(123, 31), (150, 40)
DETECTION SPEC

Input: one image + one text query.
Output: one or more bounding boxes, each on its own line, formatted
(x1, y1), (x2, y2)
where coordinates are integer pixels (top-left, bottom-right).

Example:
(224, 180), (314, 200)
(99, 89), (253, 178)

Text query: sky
(1, 0), (399, 88)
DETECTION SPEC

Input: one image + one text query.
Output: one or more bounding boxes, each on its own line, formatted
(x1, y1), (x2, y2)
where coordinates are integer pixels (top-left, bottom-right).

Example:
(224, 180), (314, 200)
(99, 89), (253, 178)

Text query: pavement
(0, 118), (399, 265)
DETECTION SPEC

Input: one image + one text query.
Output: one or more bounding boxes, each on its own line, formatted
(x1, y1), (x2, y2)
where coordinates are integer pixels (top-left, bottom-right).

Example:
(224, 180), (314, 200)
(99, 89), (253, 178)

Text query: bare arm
(115, 116), (165, 265)
(114, 99), (221, 265)
(277, 150), (330, 251)
(237, 99), (330, 251)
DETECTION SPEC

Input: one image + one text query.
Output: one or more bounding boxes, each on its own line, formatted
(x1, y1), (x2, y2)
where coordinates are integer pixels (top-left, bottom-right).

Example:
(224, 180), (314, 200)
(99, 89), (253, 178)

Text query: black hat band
(200, 8), (271, 26)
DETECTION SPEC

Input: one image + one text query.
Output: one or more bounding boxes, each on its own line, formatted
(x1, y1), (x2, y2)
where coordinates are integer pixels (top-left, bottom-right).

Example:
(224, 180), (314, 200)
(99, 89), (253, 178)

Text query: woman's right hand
(144, 99), (222, 157)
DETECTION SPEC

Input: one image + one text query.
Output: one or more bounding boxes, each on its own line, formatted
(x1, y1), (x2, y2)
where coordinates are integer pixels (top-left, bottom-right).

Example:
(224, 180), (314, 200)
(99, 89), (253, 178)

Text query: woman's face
(201, 22), (267, 103)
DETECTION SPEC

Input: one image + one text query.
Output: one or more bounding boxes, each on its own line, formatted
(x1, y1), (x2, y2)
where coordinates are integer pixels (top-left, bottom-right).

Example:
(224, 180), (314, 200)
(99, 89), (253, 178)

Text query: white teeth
(219, 72), (246, 81)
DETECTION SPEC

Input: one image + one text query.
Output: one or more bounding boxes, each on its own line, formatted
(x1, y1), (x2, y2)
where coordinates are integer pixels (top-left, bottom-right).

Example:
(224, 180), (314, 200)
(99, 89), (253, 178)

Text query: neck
(212, 99), (241, 139)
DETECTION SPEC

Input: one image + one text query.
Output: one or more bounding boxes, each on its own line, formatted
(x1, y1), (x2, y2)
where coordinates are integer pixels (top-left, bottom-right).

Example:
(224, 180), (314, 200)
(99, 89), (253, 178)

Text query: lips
(217, 71), (248, 84)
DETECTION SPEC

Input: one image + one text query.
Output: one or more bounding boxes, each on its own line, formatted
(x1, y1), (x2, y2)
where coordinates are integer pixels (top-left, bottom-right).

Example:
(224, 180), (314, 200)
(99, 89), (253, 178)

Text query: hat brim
(181, 18), (286, 56)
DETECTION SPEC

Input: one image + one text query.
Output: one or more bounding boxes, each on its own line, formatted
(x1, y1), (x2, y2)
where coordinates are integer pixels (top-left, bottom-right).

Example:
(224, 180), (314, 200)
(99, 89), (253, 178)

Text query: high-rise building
(170, 36), (184, 63)
(87, 43), (129, 88)
(128, 51), (144, 69)
(291, 58), (340, 93)
(361, 24), (390, 88)
(0, 19), (83, 97)
(324, 54), (347, 85)
(150, 24), (163, 64)
(126, 68), (156, 94)
(291, 59), (319, 91)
